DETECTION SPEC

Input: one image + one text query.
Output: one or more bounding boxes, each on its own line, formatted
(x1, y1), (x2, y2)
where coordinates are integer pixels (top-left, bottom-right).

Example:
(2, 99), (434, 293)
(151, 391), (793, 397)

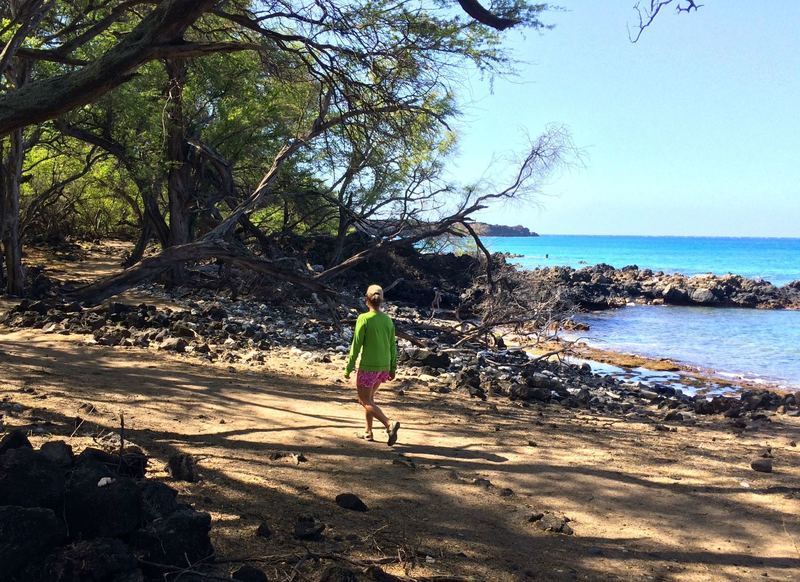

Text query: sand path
(2, 326), (799, 581)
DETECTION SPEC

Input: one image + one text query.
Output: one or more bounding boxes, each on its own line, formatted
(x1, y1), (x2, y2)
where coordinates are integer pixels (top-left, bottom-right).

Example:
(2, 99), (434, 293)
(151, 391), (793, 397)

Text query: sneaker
(386, 421), (400, 446)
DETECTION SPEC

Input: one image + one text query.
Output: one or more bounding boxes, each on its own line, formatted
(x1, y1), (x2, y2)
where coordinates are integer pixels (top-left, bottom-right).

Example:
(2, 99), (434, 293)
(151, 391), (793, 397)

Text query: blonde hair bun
(366, 284), (384, 305)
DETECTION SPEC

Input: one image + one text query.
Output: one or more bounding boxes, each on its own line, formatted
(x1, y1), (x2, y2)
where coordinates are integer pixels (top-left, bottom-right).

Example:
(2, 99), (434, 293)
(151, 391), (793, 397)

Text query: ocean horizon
(482, 234), (800, 389)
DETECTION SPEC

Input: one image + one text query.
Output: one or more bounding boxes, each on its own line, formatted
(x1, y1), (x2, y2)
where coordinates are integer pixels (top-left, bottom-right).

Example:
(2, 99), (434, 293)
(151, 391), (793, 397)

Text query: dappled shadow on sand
(1, 331), (800, 581)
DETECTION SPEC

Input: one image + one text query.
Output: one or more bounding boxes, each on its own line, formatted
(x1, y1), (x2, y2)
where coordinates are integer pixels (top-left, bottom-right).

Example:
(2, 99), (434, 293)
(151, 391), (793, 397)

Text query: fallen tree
(72, 126), (573, 304)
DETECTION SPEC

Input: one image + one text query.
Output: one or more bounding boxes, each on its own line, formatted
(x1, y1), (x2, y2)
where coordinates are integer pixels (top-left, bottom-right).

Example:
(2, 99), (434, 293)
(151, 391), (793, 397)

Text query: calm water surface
(576, 305), (800, 389)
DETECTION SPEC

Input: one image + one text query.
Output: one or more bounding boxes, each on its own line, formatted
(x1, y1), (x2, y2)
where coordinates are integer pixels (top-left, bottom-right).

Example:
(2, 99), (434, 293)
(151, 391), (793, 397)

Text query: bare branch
(629, 0), (704, 43)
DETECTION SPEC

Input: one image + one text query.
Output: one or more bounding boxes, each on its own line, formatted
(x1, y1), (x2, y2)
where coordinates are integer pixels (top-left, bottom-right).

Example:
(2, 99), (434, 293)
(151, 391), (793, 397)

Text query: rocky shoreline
(522, 263), (800, 310)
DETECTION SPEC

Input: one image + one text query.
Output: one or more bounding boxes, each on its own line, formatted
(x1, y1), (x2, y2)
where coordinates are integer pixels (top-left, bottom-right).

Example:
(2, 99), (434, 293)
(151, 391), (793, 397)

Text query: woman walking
(344, 284), (401, 445)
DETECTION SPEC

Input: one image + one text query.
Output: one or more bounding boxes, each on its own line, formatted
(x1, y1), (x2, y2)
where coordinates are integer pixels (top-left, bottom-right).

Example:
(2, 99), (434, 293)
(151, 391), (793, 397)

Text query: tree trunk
(2, 127), (25, 295)
(72, 238), (332, 304)
(1, 54), (30, 296)
(164, 59), (192, 284)
(0, 139), (5, 290)
(123, 217), (153, 268)
(331, 211), (351, 265)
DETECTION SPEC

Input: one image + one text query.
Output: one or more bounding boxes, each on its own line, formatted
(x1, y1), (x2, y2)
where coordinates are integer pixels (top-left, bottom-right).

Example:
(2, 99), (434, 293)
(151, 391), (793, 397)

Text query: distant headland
(469, 223), (539, 237)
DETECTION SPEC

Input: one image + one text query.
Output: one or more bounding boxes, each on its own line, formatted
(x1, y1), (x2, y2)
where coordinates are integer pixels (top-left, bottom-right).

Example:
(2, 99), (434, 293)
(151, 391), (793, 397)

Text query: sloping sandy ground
(1, 327), (799, 581)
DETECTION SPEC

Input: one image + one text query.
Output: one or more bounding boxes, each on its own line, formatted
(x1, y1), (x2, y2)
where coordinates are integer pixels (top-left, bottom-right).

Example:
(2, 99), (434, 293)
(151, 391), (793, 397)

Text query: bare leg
(357, 384), (389, 430)
(365, 408), (374, 433)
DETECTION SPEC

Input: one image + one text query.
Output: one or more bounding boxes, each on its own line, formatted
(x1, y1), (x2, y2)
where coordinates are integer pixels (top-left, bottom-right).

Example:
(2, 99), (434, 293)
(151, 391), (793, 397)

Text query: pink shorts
(356, 370), (391, 389)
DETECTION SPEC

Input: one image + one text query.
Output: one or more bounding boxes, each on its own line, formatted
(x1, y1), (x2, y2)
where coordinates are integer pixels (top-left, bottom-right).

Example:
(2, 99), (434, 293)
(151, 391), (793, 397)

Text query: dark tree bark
(456, 0), (520, 31)
(0, 0), (216, 137)
(124, 218), (153, 268)
(164, 58), (192, 284)
(2, 125), (25, 295)
(1, 57), (31, 296)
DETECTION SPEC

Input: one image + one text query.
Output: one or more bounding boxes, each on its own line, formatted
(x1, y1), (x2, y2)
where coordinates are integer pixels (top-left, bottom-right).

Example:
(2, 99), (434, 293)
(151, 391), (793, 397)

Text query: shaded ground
(2, 328), (799, 581)
(1, 245), (799, 580)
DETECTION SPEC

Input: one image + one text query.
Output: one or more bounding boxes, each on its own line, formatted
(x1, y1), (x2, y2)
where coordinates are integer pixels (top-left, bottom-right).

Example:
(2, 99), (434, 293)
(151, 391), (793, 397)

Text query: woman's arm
(345, 316), (366, 376)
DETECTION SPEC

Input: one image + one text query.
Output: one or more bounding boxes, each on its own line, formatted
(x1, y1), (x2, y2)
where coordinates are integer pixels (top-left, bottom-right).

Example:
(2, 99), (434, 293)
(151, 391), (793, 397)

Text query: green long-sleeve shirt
(345, 310), (397, 375)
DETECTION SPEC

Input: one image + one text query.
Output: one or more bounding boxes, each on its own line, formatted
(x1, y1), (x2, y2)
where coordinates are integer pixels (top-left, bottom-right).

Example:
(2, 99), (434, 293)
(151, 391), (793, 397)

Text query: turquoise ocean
(481, 235), (800, 389)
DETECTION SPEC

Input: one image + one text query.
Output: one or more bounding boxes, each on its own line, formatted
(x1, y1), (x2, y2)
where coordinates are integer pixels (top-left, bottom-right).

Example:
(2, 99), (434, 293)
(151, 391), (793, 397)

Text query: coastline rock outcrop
(468, 223), (539, 237)
(524, 264), (800, 310)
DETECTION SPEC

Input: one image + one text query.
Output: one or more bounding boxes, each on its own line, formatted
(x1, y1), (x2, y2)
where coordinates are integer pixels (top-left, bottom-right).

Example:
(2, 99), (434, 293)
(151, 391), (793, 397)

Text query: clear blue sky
(449, 2), (800, 237)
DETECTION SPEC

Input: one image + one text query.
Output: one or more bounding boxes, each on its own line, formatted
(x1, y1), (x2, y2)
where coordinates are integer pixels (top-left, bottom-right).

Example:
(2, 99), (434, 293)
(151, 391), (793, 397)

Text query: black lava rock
(255, 521), (272, 539)
(751, 458), (773, 473)
(0, 429), (33, 456)
(139, 481), (179, 522)
(335, 492), (368, 512)
(39, 441), (74, 467)
(0, 447), (65, 509)
(29, 537), (142, 582)
(0, 505), (66, 578)
(130, 509), (214, 569)
(64, 462), (142, 539)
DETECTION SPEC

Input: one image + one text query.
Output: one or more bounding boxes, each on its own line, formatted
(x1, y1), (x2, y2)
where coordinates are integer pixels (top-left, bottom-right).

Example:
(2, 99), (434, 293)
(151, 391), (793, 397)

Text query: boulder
(76, 447), (146, 479)
(689, 287), (718, 305)
(523, 371), (563, 391)
(159, 338), (187, 353)
(40, 441), (74, 467)
(130, 509), (214, 569)
(0, 447), (65, 509)
(402, 348), (450, 370)
(662, 285), (689, 304)
(0, 505), (66, 578)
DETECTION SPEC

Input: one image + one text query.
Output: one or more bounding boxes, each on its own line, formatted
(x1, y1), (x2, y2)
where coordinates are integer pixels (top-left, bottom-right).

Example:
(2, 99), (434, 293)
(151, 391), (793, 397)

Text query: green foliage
(5, 0), (553, 250)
